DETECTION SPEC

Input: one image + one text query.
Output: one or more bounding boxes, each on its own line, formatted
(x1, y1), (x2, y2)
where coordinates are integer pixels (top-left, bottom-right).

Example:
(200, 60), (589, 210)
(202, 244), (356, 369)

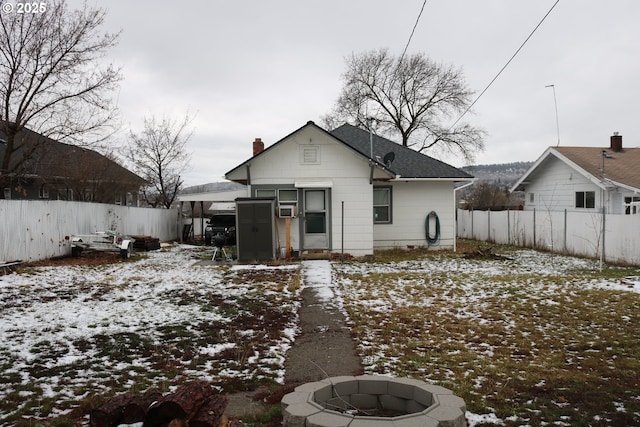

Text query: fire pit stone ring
(281, 375), (466, 427)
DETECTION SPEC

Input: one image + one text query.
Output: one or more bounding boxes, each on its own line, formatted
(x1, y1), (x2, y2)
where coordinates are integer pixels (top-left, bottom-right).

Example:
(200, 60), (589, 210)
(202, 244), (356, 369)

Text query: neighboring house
(510, 133), (640, 215)
(225, 121), (473, 257)
(0, 124), (145, 205)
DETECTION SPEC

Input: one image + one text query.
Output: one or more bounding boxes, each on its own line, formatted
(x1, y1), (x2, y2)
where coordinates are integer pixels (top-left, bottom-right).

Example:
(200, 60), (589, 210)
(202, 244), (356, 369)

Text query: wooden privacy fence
(457, 208), (640, 266)
(0, 200), (179, 263)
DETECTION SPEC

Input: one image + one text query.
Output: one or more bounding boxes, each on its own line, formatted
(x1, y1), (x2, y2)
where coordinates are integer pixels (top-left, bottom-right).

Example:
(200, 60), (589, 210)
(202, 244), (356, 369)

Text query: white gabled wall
(374, 181), (455, 249)
(247, 126), (375, 256)
(248, 127), (375, 182)
(523, 157), (603, 213)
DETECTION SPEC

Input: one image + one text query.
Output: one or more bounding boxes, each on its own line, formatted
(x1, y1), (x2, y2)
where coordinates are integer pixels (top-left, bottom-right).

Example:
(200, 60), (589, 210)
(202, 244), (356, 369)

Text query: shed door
(237, 201), (274, 261)
(303, 189), (328, 250)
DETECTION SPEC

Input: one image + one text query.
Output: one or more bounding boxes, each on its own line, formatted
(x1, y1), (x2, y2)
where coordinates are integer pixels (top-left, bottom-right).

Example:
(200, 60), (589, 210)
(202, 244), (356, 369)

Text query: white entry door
(303, 189), (329, 250)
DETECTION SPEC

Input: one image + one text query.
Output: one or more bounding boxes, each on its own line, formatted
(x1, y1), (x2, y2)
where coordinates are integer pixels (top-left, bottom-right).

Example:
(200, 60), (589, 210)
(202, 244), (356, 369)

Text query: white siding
(248, 127), (373, 182)
(331, 178), (374, 256)
(524, 157), (602, 212)
(374, 181), (455, 249)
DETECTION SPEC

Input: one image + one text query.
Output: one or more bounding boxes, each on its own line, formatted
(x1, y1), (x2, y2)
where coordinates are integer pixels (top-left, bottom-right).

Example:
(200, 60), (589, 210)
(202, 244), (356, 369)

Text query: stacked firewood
(90, 380), (243, 427)
(131, 235), (162, 251)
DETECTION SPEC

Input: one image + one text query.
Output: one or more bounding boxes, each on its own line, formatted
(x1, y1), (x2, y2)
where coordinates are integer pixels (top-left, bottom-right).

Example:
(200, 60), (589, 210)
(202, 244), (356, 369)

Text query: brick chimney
(253, 138), (264, 156)
(610, 132), (622, 152)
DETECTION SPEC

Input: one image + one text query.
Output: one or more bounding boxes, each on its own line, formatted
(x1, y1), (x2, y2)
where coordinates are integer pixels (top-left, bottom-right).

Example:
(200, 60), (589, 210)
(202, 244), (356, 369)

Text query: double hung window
(373, 187), (392, 223)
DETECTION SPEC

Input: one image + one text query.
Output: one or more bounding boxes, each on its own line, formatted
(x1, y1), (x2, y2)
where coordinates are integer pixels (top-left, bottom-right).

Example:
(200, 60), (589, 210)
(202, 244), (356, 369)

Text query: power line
(448, 0), (561, 130)
(369, 0), (428, 126)
(399, 0), (428, 64)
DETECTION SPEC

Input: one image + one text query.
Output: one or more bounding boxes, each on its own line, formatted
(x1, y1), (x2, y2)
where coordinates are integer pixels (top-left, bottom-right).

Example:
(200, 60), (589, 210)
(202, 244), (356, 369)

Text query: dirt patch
(24, 251), (124, 267)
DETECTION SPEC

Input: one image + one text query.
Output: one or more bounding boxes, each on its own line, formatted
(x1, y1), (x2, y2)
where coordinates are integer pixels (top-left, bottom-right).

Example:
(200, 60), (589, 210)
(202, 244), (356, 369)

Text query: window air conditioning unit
(278, 205), (296, 218)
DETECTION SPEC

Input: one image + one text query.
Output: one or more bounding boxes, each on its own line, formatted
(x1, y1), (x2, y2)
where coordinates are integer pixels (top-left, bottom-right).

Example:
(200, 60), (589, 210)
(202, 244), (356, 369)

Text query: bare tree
(463, 182), (519, 210)
(323, 48), (485, 163)
(0, 0), (122, 188)
(125, 114), (193, 208)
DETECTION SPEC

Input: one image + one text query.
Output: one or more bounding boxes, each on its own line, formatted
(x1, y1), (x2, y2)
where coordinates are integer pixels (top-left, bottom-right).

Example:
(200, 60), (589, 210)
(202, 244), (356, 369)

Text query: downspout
(368, 117), (374, 158)
(179, 201), (184, 242)
(453, 180), (475, 252)
(200, 201), (204, 240)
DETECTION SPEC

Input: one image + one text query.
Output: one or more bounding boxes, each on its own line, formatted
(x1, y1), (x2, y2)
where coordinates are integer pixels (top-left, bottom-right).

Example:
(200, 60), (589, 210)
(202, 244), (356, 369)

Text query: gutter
(389, 177), (475, 183)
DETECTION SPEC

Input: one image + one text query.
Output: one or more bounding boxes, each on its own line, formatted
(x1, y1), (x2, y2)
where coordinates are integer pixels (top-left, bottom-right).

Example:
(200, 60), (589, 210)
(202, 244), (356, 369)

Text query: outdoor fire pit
(281, 375), (466, 426)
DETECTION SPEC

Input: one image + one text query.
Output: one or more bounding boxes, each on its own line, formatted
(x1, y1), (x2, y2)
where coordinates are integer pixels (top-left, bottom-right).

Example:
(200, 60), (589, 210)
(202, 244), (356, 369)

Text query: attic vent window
(300, 145), (320, 165)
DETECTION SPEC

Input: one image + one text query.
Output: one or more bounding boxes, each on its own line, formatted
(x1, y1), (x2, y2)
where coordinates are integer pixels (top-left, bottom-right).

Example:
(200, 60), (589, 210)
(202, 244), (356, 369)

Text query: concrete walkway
(225, 260), (362, 418)
(283, 260), (363, 385)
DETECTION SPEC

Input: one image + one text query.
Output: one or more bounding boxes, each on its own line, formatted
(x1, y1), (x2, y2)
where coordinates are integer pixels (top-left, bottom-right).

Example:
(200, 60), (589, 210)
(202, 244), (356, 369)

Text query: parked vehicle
(204, 214), (236, 246)
(68, 230), (135, 259)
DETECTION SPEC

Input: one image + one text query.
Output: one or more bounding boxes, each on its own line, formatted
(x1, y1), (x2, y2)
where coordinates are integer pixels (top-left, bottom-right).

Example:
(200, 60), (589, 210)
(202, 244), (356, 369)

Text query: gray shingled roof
(330, 124), (473, 179)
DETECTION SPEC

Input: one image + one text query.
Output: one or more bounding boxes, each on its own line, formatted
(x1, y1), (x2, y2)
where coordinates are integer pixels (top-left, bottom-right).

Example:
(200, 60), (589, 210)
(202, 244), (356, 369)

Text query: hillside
(181, 181), (246, 194)
(462, 161), (532, 187)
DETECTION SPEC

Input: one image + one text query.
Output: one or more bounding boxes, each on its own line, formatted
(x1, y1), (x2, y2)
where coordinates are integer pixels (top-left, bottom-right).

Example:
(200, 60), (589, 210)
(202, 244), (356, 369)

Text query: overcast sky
(75, 0), (640, 187)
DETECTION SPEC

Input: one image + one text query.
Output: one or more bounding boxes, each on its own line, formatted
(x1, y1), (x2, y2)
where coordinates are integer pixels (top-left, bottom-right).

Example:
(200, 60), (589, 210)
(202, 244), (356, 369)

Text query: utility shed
(235, 198), (277, 262)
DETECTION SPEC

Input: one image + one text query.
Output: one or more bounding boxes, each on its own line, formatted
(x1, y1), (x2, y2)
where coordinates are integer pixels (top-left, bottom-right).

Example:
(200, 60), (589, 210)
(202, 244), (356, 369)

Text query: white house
(510, 133), (640, 215)
(225, 121), (473, 257)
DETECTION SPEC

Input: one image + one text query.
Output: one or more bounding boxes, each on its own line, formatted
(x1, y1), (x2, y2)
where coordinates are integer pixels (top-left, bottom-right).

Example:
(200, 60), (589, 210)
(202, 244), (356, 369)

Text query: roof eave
(509, 147), (557, 192)
(389, 176), (475, 182)
(603, 179), (640, 193)
(510, 147), (607, 192)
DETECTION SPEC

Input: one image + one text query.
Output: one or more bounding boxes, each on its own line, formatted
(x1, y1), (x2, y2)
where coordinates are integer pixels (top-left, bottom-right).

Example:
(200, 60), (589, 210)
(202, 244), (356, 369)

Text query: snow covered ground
(0, 244), (638, 425)
(332, 249), (640, 426)
(0, 244), (302, 423)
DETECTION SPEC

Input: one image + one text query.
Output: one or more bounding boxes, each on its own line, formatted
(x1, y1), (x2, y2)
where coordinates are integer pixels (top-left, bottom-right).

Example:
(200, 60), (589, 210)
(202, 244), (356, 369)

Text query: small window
(255, 189), (276, 198)
(278, 189), (298, 204)
(67, 189), (74, 201)
(373, 187), (392, 224)
(576, 191), (595, 209)
(39, 185), (49, 199)
(84, 189), (94, 201)
(624, 196), (640, 215)
(528, 193), (535, 204)
(3, 188), (10, 199)
(115, 195), (122, 205)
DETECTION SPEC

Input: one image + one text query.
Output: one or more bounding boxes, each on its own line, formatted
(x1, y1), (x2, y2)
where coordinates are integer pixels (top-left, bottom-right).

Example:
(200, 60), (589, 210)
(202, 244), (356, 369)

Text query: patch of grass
(241, 404), (282, 427)
(334, 243), (640, 426)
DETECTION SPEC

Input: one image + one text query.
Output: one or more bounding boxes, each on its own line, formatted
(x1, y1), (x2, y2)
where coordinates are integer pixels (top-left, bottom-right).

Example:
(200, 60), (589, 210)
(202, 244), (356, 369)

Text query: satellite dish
(383, 152), (395, 167)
